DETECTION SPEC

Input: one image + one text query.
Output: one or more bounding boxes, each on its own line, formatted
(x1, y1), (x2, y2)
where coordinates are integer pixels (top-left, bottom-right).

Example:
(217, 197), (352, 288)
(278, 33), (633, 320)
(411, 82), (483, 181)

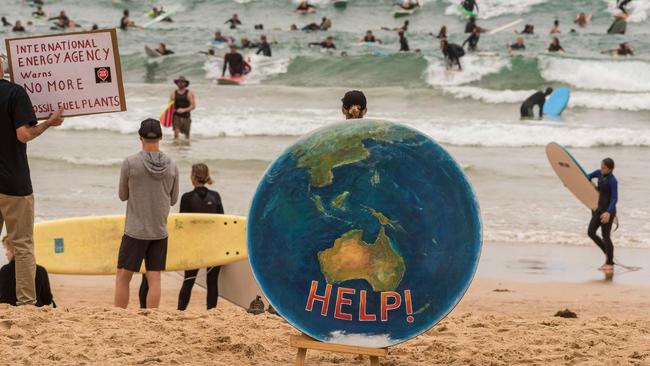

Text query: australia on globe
(248, 119), (482, 347)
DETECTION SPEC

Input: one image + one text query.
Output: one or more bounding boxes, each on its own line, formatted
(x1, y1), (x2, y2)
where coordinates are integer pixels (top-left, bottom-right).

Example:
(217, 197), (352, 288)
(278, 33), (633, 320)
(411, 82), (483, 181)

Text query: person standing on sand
(170, 76), (195, 141)
(115, 119), (179, 309)
(587, 158), (618, 274)
(139, 164), (225, 310)
(0, 55), (64, 306)
(341, 90), (367, 120)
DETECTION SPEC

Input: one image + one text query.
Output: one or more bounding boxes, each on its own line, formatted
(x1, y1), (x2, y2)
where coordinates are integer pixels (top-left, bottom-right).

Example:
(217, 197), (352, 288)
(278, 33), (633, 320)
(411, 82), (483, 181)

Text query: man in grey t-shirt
(114, 119), (179, 309)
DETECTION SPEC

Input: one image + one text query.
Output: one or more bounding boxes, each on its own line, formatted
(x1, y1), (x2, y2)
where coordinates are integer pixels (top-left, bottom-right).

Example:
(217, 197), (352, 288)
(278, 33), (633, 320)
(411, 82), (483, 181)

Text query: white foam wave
(604, 0), (649, 22)
(539, 57), (650, 93)
(202, 54), (290, 84)
(424, 55), (508, 87)
(444, 0), (548, 19)
(443, 86), (650, 111)
(486, 229), (649, 249)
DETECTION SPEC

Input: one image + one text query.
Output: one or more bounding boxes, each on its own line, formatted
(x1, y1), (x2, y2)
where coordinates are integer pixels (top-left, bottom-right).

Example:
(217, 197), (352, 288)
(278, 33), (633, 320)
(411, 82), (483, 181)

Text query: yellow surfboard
(34, 214), (247, 275)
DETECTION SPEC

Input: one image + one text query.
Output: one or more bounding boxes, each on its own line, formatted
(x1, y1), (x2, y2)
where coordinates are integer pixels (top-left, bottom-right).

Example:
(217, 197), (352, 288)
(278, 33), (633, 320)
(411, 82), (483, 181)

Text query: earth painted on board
(248, 120), (482, 347)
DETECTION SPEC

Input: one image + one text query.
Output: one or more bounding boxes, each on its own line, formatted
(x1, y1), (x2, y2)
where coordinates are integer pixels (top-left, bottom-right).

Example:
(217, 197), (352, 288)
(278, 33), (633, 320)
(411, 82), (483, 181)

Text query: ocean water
(1, 0), (649, 252)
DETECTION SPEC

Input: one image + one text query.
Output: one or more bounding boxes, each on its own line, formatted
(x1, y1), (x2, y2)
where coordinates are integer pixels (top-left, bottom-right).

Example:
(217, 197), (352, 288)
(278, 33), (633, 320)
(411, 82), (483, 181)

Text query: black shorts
(117, 235), (168, 272)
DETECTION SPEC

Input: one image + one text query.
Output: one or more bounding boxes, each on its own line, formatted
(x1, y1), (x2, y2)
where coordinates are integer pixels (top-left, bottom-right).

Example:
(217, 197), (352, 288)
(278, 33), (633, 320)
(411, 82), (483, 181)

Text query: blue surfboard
(544, 87), (570, 117)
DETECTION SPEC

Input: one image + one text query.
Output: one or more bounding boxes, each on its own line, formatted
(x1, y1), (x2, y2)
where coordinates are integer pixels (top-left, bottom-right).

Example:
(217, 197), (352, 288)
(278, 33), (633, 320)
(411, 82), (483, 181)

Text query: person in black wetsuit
(0, 236), (55, 307)
(139, 164), (224, 310)
(520, 87), (552, 118)
(398, 30), (410, 52)
(225, 14), (241, 30)
(462, 28), (480, 51)
(156, 43), (174, 56)
(256, 35), (272, 57)
(308, 36), (336, 50)
(12, 21), (26, 32)
(465, 16), (486, 34)
(462, 0), (479, 13)
(440, 39), (465, 70)
(1, 17), (11, 27)
(618, 0), (632, 14)
(119, 9), (136, 30)
(222, 45), (251, 77)
(49, 10), (70, 29)
(601, 42), (634, 56)
(360, 30), (382, 44)
(548, 37), (565, 52)
(587, 158), (618, 273)
(433, 25), (447, 39)
(169, 76), (196, 140)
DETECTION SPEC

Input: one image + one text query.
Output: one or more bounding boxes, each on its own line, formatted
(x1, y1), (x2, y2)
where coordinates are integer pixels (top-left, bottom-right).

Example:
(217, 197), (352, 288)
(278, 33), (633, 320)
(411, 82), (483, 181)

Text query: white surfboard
(487, 19), (524, 35)
(218, 259), (268, 310)
(546, 142), (598, 210)
(143, 6), (181, 28)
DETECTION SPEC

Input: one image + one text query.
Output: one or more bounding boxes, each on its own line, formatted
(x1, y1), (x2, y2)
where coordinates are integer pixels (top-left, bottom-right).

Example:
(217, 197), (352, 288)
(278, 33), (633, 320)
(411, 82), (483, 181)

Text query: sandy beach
(2, 244), (649, 366)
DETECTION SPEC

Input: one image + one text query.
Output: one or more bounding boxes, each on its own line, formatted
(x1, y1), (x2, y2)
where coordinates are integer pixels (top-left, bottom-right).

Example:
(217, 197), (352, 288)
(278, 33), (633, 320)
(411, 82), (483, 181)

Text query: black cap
(341, 90), (367, 110)
(139, 118), (163, 140)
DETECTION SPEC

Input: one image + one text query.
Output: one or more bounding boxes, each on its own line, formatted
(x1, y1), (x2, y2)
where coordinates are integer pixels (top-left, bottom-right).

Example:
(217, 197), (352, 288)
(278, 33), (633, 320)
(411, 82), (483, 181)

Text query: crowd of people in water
(1, 0), (638, 74)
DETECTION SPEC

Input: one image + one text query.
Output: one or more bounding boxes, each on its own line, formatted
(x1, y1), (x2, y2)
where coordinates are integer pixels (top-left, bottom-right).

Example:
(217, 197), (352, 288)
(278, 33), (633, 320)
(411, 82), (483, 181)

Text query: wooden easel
(289, 334), (387, 366)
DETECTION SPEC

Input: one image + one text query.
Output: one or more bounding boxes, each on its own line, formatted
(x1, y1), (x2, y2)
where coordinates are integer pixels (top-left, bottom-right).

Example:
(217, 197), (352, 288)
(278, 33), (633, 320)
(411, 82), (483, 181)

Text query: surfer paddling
(587, 158), (618, 274)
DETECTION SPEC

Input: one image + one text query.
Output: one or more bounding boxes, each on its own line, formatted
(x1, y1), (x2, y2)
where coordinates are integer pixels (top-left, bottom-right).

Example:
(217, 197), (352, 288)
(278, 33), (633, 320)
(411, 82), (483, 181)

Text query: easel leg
(295, 348), (307, 366)
(369, 356), (380, 366)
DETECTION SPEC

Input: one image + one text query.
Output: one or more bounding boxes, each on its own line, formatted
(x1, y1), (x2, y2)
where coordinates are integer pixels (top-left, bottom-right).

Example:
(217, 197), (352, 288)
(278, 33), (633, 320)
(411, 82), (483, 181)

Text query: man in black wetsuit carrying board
(520, 87), (553, 119)
(222, 45), (251, 77)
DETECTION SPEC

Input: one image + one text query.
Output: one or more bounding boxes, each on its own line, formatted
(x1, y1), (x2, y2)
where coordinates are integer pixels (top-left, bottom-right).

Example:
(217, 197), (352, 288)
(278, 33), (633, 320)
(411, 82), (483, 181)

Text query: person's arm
(186, 91), (196, 113)
(118, 159), (129, 201)
(222, 55), (228, 76)
(587, 170), (601, 180)
(170, 165), (180, 206)
(14, 87), (64, 143)
(256, 46), (262, 55)
(462, 37), (469, 47)
(607, 177), (618, 213)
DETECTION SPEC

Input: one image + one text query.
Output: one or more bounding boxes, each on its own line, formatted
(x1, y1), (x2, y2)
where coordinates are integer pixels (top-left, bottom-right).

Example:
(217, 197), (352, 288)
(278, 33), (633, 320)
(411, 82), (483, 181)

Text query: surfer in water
(341, 90), (367, 120)
(548, 37), (565, 52)
(601, 42), (634, 56)
(574, 13), (591, 27)
(433, 25), (448, 39)
(462, 0), (479, 13)
(296, 1), (316, 13)
(1, 17), (11, 27)
(308, 36), (336, 50)
(462, 28), (481, 52)
(225, 14), (242, 30)
(48, 10), (71, 29)
(398, 30), (410, 52)
(397, 0), (420, 10)
(520, 87), (552, 119)
(119, 9), (138, 30)
(170, 76), (196, 140)
(465, 16), (486, 34)
(440, 39), (465, 71)
(516, 24), (534, 34)
(156, 43), (174, 56)
(256, 35), (272, 57)
(213, 31), (233, 44)
(360, 30), (382, 44)
(222, 45), (251, 77)
(587, 158), (618, 273)
(550, 19), (560, 34)
(508, 37), (526, 53)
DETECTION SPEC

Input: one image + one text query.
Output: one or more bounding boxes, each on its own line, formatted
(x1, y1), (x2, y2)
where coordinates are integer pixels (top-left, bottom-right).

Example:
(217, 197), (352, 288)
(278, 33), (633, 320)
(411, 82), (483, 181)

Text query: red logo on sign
(96, 68), (109, 81)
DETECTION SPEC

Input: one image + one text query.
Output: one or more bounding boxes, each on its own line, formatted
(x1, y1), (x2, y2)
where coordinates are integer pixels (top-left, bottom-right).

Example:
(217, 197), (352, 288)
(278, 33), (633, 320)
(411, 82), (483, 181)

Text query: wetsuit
(520, 91), (546, 118)
(309, 41), (336, 49)
(225, 18), (242, 29)
(510, 43), (526, 50)
(119, 16), (129, 30)
(548, 44), (565, 52)
(465, 20), (477, 33)
(587, 170), (618, 265)
(223, 52), (248, 76)
(157, 49), (174, 55)
(462, 0), (478, 12)
(462, 32), (480, 51)
(139, 187), (225, 310)
(12, 25), (25, 32)
(399, 34), (410, 52)
(363, 35), (378, 43)
(443, 43), (465, 70)
(617, 47), (633, 56)
(256, 41), (272, 57)
(0, 261), (54, 307)
(48, 15), (69, 28)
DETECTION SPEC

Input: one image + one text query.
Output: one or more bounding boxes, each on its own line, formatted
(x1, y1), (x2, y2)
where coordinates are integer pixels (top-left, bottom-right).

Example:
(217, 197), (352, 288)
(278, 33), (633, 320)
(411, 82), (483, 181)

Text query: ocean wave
(539, 56), (650, 93)
(443, 0), (549, 19)
(424, 54), (508, 86)
(485, 229), (649, 249)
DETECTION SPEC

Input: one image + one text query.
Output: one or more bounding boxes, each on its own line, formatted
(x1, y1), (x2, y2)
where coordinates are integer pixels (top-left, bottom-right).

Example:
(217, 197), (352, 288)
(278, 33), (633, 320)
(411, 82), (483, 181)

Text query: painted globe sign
(248, 120), (482, 347)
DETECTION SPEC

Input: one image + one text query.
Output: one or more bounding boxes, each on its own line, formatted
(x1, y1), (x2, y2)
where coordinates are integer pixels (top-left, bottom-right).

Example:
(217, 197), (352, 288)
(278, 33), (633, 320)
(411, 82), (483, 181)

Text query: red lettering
(380, 292), (401, 322)
(359, 290), (376, 321)
(305, 281), (331, 316)
(333, 287), (355, 321)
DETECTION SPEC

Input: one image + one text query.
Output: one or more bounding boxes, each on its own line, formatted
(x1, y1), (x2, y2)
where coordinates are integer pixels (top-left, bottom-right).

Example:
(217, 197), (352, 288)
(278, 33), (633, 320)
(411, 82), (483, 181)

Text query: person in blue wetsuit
(587, 158), (617, 273)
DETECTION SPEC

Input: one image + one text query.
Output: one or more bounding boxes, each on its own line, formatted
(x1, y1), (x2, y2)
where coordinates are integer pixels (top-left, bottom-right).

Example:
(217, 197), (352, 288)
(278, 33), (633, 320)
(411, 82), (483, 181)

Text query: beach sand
(1, 271), (648, 366)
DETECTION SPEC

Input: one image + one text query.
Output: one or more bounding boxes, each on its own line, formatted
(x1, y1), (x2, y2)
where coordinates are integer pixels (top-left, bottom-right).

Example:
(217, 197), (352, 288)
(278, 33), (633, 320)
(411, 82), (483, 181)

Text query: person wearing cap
(0, 54), (64, 306)
(222, 45), (251, 78)
(520, 87), (553, 119)
(115, 119), (179, 309)
(341, 90), (367, 120)
(169, 76), (195, 140)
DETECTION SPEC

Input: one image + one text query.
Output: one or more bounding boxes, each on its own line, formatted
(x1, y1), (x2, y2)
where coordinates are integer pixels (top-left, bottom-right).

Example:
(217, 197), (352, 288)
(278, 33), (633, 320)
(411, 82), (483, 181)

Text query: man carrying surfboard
(0, 56), (64, 306)
(587, 159), (618, 273)
(520, 87), (552, 119)
(115, 119), (179, 309)
(170, 76), (195, 141)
